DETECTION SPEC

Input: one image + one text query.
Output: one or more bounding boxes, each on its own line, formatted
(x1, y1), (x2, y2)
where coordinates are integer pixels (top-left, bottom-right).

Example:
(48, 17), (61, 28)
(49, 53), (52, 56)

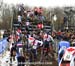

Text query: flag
(64, 17), (67, 23)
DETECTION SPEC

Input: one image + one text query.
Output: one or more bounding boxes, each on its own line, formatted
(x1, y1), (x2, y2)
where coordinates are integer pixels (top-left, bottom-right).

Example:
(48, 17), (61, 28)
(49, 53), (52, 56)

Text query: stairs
(13, 20), (52, 34)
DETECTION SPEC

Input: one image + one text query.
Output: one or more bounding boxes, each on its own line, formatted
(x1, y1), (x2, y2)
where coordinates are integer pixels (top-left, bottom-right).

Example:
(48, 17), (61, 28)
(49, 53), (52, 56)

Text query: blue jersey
(58, 40), (70, 64)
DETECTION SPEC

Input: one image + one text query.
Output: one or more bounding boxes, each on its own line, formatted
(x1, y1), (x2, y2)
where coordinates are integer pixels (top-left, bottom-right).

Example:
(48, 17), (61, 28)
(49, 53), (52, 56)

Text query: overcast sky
(3, 0), (75, 7)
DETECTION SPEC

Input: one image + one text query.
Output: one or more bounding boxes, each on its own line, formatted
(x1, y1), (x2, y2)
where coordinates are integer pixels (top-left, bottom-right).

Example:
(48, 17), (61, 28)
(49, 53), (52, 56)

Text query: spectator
(38, 7), (43, 15)
(26, 20), (30, 26)
(37, 22), (44, 30)
(34, 7), (38, 16)
(18, 15), (22, 23)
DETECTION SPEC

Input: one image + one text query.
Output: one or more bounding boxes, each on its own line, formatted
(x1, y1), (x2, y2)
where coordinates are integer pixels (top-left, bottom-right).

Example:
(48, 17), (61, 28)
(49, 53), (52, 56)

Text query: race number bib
(66, 54), (70, 59)
(63, 47), (75, 61)
(63, 50), (72, 61)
